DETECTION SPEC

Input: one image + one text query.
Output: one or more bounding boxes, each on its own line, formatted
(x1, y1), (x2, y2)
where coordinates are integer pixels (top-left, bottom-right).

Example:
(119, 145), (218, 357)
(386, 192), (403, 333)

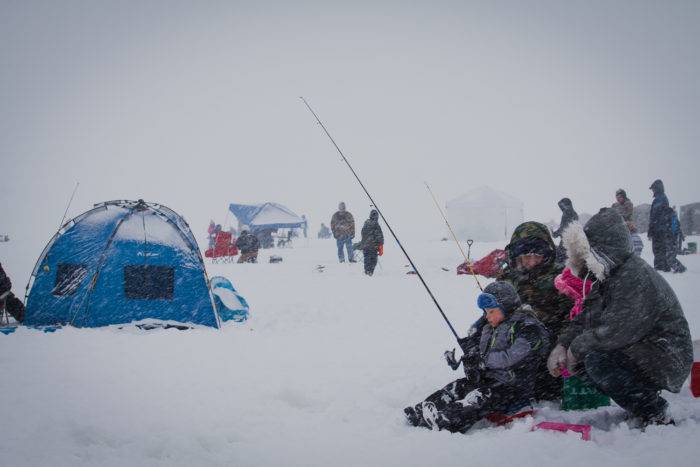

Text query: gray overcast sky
(1, 0), (699, 283)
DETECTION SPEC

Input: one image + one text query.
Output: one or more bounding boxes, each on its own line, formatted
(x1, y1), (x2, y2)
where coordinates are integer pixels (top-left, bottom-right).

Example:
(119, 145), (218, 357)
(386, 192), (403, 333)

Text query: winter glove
(463, 365), (482, 383)
(566, 347), (579, 375)
(444, 348), (461, 370)
(378, 244), (383, 256)
(547, 344), (568, 377)
(463, 349), (482, 369)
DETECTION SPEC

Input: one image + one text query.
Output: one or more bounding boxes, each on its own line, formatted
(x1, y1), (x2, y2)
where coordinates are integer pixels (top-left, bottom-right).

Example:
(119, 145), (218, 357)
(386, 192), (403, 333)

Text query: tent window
(124, 265), (174, 300)
(52, 263), (88, 296)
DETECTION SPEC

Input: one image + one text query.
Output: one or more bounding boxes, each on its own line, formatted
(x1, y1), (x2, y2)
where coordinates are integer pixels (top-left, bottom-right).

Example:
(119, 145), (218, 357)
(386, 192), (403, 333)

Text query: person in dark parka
(405, 281), (549, 433)
(355, 210), (384, 276)
(0, 262), (25, 322)
(236, 230), (260, 263)
(552, 198), (579, 239)
(648, 179), (685, 272)
(553, 198), (579, 263)
(548, 208), (693, 425)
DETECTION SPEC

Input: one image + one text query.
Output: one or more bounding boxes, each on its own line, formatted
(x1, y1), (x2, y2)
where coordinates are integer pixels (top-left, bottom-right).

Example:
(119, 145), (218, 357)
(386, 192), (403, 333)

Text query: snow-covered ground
(1, 236), (699, 466)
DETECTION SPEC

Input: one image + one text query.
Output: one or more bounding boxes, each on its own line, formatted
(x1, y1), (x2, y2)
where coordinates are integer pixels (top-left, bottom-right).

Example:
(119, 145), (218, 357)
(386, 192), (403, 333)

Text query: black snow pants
(411, 376), (530, 433)
(363, 248), (378, 276)
(652, 233), (685, 272)
(534, 357), (563, 402)
(651, 234), (669, 271)
(583, 351), (668, 420)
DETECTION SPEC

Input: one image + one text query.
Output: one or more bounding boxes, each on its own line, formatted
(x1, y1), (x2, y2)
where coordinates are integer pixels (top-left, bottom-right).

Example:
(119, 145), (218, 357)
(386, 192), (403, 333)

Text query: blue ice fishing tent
(228, 202), (304, 232)
(24, 200), (221, 328)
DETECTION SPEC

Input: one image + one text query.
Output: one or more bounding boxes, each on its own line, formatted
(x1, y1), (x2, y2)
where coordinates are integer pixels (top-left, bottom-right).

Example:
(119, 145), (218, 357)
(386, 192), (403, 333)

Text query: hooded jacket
(500, 222), (573, 335)
(236, 231), (260, 254)
(358, 210), (384, 251)
(553, 198), (579, 238)
(649, 179), (671, 238)
(476, 282), (550, 392)
(557, 208), (693, 392)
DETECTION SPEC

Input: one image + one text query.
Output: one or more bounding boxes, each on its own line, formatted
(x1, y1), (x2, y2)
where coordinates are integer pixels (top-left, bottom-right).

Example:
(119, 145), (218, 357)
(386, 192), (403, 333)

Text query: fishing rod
(300, 97), (459, 341)
(424, 182), (483, 291)
(58, 181), (80, 229)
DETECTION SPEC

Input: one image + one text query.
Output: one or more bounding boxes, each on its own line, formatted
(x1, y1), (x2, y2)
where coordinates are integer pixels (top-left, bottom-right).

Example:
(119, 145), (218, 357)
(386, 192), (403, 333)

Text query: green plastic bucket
(561, 376), (610, 411)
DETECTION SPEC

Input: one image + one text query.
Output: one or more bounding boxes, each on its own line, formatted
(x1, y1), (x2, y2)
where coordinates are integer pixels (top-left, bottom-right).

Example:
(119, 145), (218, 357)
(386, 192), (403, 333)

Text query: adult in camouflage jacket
(499, 221), (572, 400)
(459, 222), (571, 401)
(331, 202), (355, 263)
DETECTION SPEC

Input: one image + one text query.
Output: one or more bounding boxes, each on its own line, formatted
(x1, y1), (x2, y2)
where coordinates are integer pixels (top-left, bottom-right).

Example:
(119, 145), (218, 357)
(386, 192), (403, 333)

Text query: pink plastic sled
(533, 421), (592, 441)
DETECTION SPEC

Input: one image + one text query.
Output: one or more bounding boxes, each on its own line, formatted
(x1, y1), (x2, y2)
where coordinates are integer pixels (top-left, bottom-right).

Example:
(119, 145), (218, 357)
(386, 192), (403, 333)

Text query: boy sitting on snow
(405, 281), (549, 433)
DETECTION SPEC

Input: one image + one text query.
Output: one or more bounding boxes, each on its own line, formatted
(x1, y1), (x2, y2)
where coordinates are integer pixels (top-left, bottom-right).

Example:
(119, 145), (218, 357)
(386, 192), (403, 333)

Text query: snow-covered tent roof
(228, 202), (304, 231)
(446, 186), (524, 242)
(24, 199), (221, 328)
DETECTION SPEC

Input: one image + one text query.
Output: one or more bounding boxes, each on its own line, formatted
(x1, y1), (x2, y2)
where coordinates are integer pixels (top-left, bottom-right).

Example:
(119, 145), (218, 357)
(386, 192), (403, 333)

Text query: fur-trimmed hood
(562, 208), (633, 281)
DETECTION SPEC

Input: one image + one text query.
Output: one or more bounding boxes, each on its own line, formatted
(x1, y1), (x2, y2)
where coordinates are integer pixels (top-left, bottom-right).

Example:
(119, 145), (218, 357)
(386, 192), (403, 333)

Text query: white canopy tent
(446, 186), (524, 242)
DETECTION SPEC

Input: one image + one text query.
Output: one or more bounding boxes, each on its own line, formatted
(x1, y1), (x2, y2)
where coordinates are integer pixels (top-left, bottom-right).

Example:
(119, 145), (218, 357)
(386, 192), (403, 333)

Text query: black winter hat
(482, 281), (521, 314)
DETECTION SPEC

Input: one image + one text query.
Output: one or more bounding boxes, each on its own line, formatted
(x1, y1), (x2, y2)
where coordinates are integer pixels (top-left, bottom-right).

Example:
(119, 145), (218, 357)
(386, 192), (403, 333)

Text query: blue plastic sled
(210, 276), (250, 322)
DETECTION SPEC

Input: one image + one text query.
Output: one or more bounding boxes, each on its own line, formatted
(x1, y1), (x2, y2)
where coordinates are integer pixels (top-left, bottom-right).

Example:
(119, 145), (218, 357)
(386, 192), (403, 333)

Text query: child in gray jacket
(405, 281), (549, 433)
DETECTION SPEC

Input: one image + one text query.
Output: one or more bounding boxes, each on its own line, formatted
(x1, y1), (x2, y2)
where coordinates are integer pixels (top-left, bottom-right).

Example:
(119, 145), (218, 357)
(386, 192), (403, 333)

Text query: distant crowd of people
(205, 214), (311, 264)
(551, 181), (686, 273)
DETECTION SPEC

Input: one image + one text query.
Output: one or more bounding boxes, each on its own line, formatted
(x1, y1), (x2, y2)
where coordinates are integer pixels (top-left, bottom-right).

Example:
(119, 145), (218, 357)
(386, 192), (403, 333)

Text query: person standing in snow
(404, 282), (549, 433)
(317, 223), (331, 239)
(548, 208), (692, 426)
(552, 198), (579, 262)
(0, 262), (24, 322)
(648, 179), (685, 272)
(236, 230), (260, 263)
(611, 189), (634, 229)
(355, 210), (384, 276)
(552, 198), (579, 239)
(331, 202), (355, 263)
(301, 215), (308, 238)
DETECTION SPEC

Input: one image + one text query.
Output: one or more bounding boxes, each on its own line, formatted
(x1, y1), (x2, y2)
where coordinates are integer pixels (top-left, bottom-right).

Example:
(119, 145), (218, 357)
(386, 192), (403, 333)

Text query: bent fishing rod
(424, 182), (483, 291)
(300, 97), (459, 341)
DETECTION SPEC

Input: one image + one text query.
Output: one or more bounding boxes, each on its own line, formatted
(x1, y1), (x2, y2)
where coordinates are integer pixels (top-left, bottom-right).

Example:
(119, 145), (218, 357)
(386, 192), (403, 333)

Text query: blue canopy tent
(228, 202), (305, 232)
(24, 200), (221, 328)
